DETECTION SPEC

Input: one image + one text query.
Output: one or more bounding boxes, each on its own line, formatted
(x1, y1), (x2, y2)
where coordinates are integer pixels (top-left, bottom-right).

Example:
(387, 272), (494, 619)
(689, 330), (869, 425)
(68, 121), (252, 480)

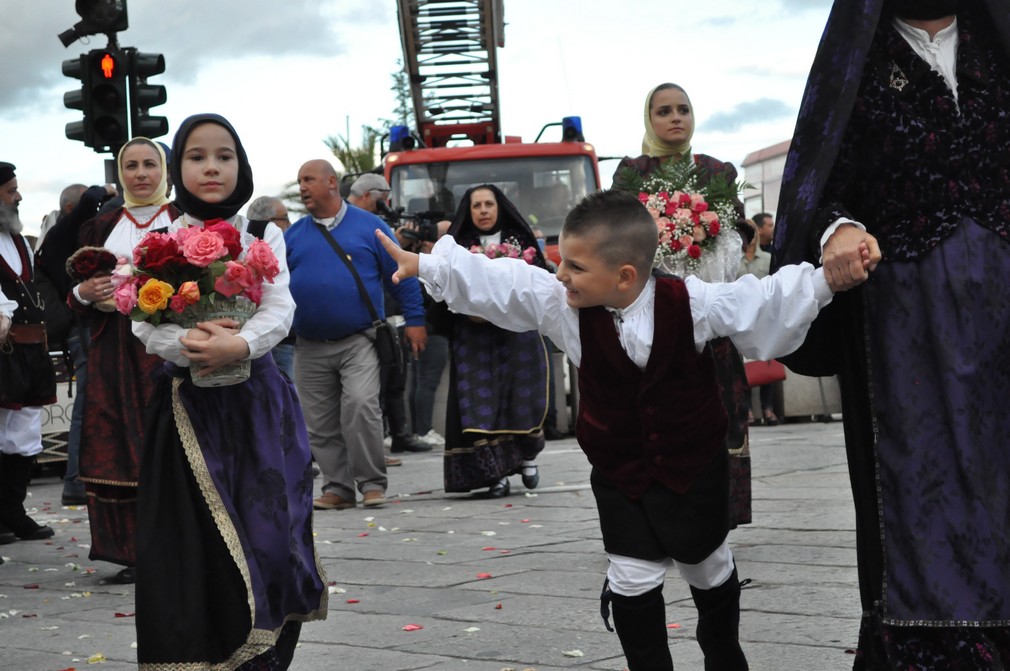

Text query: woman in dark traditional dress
(774, 0), (1010, 667)
(132, 114), (326, 670)
(50, 138), (181, 583)
(612, 83), (753, 528)
(440, 184), (549, 497)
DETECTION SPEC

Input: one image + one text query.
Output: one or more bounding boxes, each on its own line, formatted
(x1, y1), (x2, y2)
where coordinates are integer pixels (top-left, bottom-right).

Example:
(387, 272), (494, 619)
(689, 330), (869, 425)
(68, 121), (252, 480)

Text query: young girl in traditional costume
(132, 114), (326, 670)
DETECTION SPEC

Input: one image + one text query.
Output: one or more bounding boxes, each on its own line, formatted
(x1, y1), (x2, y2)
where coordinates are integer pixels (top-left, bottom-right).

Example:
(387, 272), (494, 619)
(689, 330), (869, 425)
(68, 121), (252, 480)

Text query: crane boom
(396, 0), (505, 147)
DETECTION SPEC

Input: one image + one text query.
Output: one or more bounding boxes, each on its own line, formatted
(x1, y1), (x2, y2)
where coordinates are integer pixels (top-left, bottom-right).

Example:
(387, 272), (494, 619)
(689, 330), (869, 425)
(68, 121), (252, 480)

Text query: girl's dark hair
(563, 190), (658, 274)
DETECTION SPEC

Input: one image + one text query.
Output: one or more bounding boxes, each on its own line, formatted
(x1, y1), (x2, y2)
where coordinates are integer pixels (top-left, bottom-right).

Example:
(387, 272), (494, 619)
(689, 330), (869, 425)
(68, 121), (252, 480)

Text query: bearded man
(0, 161), (56, 544)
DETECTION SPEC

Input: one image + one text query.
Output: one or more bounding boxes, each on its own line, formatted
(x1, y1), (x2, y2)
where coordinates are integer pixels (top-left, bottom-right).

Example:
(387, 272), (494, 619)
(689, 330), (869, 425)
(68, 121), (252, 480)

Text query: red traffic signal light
(88, 49), (129, 151)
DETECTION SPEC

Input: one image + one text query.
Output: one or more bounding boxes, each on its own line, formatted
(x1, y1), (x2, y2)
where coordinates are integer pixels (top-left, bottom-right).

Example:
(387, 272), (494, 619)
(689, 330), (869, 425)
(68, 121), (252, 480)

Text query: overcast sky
(1, 0), (833, 235)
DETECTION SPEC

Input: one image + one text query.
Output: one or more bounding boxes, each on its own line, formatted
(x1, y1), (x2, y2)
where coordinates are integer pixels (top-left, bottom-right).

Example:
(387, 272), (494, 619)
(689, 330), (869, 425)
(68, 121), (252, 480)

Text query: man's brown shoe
(313, 493), (355, 510)
(362, 490), (387, 508)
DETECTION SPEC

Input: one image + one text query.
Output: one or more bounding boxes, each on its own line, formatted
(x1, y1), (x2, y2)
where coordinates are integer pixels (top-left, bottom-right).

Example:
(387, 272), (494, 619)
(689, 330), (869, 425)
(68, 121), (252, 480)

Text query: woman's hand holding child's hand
(179, 318), (249, 376)
(822, 224), (882, 292)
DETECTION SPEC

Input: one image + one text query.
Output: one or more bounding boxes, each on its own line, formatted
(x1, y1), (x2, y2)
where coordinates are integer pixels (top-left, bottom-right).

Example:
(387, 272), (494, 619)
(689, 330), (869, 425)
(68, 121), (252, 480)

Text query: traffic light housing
(58, 0), (129, 48)
(62, 54), (91, 145)
(88, 49), (130, 152)
(128, 50), (168, 139)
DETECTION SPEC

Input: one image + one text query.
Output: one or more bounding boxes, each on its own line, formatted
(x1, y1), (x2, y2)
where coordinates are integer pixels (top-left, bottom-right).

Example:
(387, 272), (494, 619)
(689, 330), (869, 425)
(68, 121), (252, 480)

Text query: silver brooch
(889, 63), (908, 91)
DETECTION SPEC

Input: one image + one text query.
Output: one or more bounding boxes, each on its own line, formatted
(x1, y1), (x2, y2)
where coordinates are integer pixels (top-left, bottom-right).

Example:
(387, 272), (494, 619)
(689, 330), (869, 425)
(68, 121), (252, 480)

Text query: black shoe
(391, 435), (433, 453)
(521, 464), (540, 490)
(15, 524), (55, 541)
(543, 425), (566, 441)
(61, 482), (88, 506)
(108, 567), (135, 585)
(488, 478), (511, 498)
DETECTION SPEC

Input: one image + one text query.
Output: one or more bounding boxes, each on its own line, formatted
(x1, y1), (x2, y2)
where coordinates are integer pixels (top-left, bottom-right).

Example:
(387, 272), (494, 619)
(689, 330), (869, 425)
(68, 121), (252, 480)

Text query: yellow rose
(137, 279), (174, 314)
(178, 281), (200, 305)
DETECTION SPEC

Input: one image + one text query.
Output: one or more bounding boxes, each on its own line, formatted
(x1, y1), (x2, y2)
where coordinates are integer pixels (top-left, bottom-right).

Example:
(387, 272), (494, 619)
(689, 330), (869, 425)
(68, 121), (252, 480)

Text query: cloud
(702, 98), (794, 133)
(0, 0), (380, 115)
(779, 0), (832, 13)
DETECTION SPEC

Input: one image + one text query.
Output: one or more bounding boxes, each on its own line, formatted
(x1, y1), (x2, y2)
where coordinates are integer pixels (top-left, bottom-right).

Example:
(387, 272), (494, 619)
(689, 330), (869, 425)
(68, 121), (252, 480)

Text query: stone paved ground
(0, 420), (860, 671)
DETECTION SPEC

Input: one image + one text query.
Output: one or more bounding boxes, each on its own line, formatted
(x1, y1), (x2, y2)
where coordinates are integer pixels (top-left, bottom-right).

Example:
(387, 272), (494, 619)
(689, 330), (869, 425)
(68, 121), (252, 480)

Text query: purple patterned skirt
(855, 219), (1010, 669)
(136, 356), (327, 670)
(443, 317), (548, 492)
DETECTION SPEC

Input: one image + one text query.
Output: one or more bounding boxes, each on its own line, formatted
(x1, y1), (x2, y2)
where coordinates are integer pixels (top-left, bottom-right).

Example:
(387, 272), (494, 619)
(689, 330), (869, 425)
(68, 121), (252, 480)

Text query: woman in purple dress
(775, 1), (1010, 667)
(439, 184), (549, 498)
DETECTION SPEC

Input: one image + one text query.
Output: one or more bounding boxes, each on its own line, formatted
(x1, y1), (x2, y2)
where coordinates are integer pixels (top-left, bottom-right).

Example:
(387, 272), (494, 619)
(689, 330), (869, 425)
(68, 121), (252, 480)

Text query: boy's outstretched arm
(376, 229), (419, 284)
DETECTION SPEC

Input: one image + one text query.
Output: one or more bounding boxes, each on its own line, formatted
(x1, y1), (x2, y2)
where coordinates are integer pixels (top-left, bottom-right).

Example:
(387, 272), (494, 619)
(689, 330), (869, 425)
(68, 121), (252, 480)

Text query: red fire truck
(384, 0), (601, 260)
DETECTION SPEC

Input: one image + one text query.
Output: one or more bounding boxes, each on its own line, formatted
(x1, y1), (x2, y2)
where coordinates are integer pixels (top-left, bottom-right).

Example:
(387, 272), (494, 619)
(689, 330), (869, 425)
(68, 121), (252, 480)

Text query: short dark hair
(563, 190), (658, 275)
(753, 212), (773, 228)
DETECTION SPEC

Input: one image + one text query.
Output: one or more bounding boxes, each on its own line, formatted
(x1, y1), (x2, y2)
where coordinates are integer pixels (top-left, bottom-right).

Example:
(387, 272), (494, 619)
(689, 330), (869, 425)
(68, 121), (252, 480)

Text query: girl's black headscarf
(169, 113), (254, 221)
(447, 184), (548, 270)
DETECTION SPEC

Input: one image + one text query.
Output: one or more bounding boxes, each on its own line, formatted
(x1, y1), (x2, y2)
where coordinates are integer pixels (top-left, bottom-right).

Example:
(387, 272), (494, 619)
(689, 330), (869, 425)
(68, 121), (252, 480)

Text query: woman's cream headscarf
(117, 138), (171, 208)
(641, 83), (694, 160)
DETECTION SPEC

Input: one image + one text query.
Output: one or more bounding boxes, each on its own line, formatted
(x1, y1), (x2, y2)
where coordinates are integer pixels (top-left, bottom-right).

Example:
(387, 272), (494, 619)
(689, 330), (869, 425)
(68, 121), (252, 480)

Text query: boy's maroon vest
(576, 277), (727, 498)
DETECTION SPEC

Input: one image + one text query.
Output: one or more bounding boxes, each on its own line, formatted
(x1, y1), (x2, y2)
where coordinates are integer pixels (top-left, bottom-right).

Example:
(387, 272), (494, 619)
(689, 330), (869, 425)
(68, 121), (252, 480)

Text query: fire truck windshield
(389, 155), (598, 239)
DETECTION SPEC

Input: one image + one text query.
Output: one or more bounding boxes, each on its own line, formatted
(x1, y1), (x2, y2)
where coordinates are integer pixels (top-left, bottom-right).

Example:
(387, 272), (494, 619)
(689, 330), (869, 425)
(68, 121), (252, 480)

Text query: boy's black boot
(0, 454), (55, 540)
(609, 584), (674, 671)
(689, 568), (748, 671)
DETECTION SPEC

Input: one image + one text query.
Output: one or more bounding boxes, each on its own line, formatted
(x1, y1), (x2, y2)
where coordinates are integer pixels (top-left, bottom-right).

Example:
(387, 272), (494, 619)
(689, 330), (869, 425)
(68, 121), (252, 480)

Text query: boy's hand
(376, 229), (420, 284)
(822, 225), (881, 291)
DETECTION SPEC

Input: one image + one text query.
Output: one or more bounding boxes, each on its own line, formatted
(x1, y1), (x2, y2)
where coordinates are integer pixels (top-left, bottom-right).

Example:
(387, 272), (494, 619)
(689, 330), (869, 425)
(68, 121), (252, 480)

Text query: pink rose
(181, 229), (227, 267)
(522, 246), (537, 264)
(693, 224), (707, 242)
(114, 281), (138, 315)
(690, 194), (708, 212)
(244, 238), (280, 283)
(243, 284), (264, 306)
(214, 261), (255, 297)
(679, 234), (694, 248)
(173, 226), (200, 246)
(203, 220), (243, 259)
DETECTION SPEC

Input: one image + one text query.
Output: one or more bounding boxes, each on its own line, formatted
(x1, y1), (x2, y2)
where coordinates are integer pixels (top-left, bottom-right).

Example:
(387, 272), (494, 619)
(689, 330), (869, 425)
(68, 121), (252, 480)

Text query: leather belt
(6, 323), (47, 345)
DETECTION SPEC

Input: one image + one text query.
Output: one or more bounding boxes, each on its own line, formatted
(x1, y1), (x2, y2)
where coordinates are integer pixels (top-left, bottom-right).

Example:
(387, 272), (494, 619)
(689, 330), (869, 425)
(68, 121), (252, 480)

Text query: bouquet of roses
(66, 246), (126, 312)
(114, 219), (281, 325)
(469, 237), (540, 265)
(618, 160), (744, 278)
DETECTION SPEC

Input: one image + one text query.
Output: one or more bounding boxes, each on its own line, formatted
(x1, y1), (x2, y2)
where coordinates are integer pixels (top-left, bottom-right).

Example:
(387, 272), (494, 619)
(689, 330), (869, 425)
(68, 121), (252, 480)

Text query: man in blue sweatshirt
(286, 159), (427, 510)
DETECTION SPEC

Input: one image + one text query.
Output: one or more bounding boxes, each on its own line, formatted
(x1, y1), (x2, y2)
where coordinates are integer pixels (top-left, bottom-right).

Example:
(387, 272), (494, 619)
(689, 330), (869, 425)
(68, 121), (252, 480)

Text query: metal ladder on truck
(396, 0), (505, 147)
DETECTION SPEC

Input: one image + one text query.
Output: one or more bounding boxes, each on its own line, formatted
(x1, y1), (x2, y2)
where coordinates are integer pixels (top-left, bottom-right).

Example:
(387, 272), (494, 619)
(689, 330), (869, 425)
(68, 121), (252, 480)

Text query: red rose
(135, 233), (182, 274)
(203, 220), (242, 259)
(687, 244), (702, 259)
(664, 201), (677, 216)
(66, 247), (117, 281)
(72, 253), (99, 278)
(708, 220), (720, 236)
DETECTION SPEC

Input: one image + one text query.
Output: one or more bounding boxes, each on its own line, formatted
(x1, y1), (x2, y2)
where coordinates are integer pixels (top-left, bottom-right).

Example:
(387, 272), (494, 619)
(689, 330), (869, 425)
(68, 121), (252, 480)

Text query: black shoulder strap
(313, 223), (382, 326)
(247, 219), (268, 239)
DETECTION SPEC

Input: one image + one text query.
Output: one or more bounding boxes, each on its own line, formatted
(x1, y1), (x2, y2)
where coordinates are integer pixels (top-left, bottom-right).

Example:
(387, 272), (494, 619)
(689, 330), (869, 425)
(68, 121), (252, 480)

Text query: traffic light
(88, 49), (130, 151)
(128, 50), (168, 139)
(62, 54), (91, 145)
(58, 0), (129, 48)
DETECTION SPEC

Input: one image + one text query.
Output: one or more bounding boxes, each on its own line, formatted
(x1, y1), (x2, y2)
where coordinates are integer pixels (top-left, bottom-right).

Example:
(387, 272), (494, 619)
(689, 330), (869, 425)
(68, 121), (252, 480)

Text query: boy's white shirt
(418, 236), (833, 370)
(132, 214), (293, 367)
